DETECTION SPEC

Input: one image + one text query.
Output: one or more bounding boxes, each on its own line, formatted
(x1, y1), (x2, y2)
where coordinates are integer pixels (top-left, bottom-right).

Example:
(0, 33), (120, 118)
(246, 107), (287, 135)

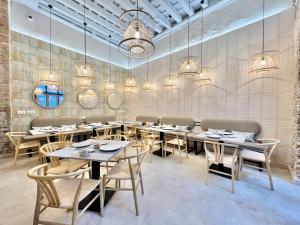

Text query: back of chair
(6, 132), (26, 148)
(140, 130), (150, 146)
(40, 142), (72, 166)
(103, 128), (112, 136)
(27, 164), (89, 208)
(120, 149), (148, 178)
(257, 139), (280, 159)
(175, 131), (188, 146)
(110, 134), (128, 141)
(204, 141), (238, 164)
(56, 132), (74, 142)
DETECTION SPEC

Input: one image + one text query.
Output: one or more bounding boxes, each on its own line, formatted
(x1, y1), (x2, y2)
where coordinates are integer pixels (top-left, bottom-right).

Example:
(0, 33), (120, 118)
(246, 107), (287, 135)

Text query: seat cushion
(47, 159), (88, 175)
(19, 140), (40, 149)
(107, 161), (138, 180)
(241, 149), (266, 162)
(41, 178), (100, 209)
(166, 138), (184, 146)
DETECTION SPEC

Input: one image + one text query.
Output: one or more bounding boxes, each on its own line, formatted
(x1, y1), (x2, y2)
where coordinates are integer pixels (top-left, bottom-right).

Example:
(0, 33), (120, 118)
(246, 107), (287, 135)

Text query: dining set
(5, 117), (280, 225)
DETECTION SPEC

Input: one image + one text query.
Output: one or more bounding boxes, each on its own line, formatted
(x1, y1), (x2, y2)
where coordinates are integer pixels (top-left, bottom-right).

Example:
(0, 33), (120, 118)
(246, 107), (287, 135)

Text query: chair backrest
(27, 164), (89, 208)
(120, 149), (148, 178)
(39, 142), (72, 166)
(54, 131), (74, 142)
(6, 132), (26, 147)
(204, 141), (238, 164)
(140, 130), (150, 146)
(109, 134), (128, 141)
(96, 127), (112, 137)
(175, 131), (189, 146)
(257, 138), (280, 159)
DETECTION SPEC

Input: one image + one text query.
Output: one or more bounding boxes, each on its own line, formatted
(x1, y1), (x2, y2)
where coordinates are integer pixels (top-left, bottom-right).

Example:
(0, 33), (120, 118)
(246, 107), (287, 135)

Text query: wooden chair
(122, 125), (137, 142)
(140, 130), (163, 162)
(49, 131), (74, 143)
(204, 141), (239, 193)
(39, 142), (88, 175)
(6, 132), (41, 169)
(27, 164), (103, 225)
(102, 148), (148, 216)
(163, 131), (189, 163)
(94, 127), (112, 140)
(239, 138), (280, 190)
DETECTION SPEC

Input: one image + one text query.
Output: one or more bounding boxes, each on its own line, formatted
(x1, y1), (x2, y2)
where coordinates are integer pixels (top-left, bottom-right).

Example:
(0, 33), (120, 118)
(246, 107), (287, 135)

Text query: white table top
(47, 139), (130, 162)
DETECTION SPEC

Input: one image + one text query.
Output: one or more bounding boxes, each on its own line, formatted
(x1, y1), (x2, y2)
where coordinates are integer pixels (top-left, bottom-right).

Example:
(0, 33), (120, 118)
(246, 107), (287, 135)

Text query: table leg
(152, 132), (171, 157)
(79, 161), (116, 211)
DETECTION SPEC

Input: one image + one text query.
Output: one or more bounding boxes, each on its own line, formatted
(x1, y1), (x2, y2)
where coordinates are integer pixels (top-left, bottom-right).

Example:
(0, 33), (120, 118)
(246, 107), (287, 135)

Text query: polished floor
(0, 149), (300, 225)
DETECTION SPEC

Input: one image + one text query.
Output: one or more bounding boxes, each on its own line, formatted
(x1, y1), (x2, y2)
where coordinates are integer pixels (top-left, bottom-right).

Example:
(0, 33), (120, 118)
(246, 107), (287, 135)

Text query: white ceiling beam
(160, 0), (182, 23)
(94, 0), (123, 16)
(57, 0), (121, 38)
(114, 0), (163, 33)
(39, 0), (121, 42)
(139, 0), (171, 29)
(180, 0), (195, 16)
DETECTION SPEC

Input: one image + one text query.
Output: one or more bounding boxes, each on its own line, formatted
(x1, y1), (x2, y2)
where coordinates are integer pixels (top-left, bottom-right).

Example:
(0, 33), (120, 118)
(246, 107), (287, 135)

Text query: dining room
(1, 0), (300, 225)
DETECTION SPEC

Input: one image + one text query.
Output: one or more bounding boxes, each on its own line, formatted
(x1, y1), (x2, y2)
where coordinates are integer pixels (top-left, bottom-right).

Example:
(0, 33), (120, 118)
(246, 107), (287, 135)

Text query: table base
(79, 190), (116, 212)
(153, 149), (172, 157)
(209, 163), (232, 179)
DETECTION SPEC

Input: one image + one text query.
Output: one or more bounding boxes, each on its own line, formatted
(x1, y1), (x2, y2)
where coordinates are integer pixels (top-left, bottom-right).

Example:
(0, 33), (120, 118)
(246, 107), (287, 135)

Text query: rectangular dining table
(47, 139), (131, 211)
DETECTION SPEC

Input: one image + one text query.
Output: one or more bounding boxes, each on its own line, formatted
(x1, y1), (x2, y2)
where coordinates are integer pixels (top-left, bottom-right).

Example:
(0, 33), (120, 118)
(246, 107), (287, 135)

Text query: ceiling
(10, 0), (293, 69)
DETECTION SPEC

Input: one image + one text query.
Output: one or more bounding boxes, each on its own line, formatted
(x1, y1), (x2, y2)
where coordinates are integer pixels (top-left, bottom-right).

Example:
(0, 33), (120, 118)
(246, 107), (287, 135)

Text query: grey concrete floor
(0, 150), (299, 225)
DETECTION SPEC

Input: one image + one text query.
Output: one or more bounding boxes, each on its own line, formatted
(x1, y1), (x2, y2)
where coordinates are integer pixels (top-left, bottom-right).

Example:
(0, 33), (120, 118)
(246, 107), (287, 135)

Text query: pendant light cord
(109, 35), (112, 82)
(49, 5), (52, 74)
(147, 57), (149, 81)
(262, 0), (265, 57)
(84, 0), (87, 68)
(187, 0), (190, 59)
(200, 6), (203, 72)
(168, 15), (172, 79)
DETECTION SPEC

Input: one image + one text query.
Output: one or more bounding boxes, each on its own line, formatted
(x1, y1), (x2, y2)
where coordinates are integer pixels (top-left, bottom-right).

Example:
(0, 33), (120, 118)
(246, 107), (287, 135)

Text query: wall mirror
(33, 84), (64, 109)
(107, 92), (123, 110)
(77, 89), (98, 109)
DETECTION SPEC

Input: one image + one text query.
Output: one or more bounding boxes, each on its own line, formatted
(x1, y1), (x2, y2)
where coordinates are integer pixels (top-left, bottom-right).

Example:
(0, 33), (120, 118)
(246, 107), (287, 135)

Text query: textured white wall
(128, 9), (296, 167)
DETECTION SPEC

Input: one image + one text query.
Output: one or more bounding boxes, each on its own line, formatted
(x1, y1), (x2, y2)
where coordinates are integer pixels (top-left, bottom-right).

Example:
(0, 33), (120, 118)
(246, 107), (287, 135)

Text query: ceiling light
(143, 59), (153, 91)
(124, 58), (137, 93)
(248, 0), (279, 75)
(118, 0), (155, 58)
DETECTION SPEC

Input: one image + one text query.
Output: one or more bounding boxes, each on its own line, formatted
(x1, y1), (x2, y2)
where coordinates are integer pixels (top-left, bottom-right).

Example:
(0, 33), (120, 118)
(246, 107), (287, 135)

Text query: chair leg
(33, 189), (41, 225)
(139, 171), (144, 195)
(12, 148), (19, 169)
(205, 160), (209, 185)
(130, 177), (139, 216)
(186, 146), (188, 159)
(179, 145), (182, 163)
(231, 167), (235, 194)
(102, 175), (107, 206)
(71, 207), (78, 225)
(266, 161), (274, 191)
(99, 182), (104, 217)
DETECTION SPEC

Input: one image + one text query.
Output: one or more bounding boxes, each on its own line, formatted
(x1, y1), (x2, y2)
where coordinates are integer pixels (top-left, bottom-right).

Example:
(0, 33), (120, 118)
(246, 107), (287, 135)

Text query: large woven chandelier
(75, 0), (95, 87)
(248, 0), (279, 75)
(118, 0), (155, 58)
(194, 7), (211, 85)
(178, 0), (198, 78)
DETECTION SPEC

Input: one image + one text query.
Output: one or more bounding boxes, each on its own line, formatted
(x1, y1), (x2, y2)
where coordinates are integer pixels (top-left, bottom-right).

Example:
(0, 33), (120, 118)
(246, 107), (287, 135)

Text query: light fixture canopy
(248, 0), (279, 75)
(178, 0), (198, 78)
(118, 0), (155, 58)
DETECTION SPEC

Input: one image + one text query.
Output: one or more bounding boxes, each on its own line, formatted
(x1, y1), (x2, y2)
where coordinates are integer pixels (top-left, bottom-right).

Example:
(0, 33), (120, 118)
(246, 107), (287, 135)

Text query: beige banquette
(31, 116), (82, 128)
(136, 115), (159, 125)
(201, 119), (261, 135)
(160, 117), (195, 130)
(85, 115), (116, 124)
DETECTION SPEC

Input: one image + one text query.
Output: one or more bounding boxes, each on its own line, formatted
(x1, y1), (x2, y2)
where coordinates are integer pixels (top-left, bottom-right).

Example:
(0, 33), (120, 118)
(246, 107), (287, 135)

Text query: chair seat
(19, 140), (40, 149)
(166, 138), (184, 146)
(207, 151), (237, 167)
(241, 149), (266, 162)
(106, 161), (138, 180)
(41, 178), (100, 209)
(47, 159), (88, 175)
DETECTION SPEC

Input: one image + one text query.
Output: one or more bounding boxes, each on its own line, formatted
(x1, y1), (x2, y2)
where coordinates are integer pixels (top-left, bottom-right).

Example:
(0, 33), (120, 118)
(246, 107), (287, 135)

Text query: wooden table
(47, 139), (130, 211)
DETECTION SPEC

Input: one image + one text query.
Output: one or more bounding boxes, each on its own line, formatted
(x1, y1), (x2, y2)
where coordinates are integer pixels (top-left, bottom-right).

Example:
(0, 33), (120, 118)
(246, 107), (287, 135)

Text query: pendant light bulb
(134, 30), (141, 39)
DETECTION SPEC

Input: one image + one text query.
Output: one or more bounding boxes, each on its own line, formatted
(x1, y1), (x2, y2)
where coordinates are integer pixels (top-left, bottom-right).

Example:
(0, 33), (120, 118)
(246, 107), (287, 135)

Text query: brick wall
(0, 0), (11, 154)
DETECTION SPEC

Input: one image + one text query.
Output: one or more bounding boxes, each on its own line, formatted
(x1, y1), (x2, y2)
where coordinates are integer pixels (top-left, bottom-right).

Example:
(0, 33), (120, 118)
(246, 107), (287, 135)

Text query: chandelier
(104, 35), (115, 91)
(75, 0), (95, 87)
(164, 15), (177, 88)
(248, 0), (279, 75)
(39, 5), (63, 87)
(118, 0), (155, 58)
(194, 7), (211, 85)
(143, 59), (153, 91)
(178, 0), (198, 78)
